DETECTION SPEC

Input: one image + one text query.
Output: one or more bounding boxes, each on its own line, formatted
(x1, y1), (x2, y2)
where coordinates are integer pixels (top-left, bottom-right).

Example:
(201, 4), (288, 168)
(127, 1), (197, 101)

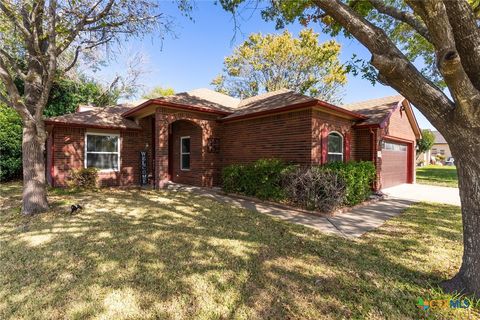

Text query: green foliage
(323, 161), (376, 206)
(212, 29), (347, 102)
(217, 0), (450, 87)
(417, 129), (435, 155)
(68, 168), (99, 189)
(0, 77), (117, 182)
(142, 86), (175, 99)
(0, 104), (22, 181)
(282, 166), (347, 212)
(45, 77), (118, 117)
(222, 158), (376, 211)
(222, 159), (293, 200)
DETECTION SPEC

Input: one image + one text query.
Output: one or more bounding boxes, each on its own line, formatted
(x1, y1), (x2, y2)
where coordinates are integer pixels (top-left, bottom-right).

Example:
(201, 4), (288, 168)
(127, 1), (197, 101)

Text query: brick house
(45, 89), (421, 190)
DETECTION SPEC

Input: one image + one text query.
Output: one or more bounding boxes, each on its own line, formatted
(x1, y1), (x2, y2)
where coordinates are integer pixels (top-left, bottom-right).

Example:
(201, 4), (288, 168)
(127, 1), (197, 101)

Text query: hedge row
(221, 159), (376, 212)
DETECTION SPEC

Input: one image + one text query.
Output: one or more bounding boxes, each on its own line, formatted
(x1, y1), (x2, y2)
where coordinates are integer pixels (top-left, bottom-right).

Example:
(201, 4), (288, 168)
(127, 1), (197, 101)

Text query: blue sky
(95, 1), (435, 130)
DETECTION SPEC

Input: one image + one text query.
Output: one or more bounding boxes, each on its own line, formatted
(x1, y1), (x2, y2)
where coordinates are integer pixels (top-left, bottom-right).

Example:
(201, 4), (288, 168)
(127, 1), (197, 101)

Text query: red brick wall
(311, 110), (354, 164)
(221, 109), (313, 167)
(170, 120), (203, 186)
(51, 126), (85, 186)
(155, 107), (221, 188)
(50, 125), (151, 187)
(352, 127), (374, 162)
(384, 105), (417, 141)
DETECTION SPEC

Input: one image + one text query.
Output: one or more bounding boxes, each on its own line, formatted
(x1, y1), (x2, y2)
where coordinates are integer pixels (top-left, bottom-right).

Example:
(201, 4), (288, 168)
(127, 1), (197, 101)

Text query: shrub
(0, 105), (22, 181)
(282, 166), (347, 212)
(68, 168), (99, 189)
(323, 161), (376, 205)
(222, 159), (292, 200)
(436, 154), (446, 162)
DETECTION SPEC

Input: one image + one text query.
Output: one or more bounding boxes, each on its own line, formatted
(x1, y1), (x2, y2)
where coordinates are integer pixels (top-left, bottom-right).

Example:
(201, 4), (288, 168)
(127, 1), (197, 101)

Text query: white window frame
(180, 136), (191, 171)
(85, 132), (120, 172)
(327, 131), (344, 162)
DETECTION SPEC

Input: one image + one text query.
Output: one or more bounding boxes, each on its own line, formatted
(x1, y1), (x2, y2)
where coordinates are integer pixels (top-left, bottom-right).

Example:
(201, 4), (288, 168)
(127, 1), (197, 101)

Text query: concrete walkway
(382, 183), (460, 206)
(167, 184), (413, 238)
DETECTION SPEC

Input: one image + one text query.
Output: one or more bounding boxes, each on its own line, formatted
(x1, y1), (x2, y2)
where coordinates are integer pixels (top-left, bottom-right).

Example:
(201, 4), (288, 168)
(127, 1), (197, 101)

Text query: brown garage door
(381, 141), (408, 188)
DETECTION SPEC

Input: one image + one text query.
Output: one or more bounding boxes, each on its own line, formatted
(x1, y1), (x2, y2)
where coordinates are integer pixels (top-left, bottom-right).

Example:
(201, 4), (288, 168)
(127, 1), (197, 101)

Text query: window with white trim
(327, 132), (343, 163)
(180, 136), (190, 170)
(85, 133), (120, 171)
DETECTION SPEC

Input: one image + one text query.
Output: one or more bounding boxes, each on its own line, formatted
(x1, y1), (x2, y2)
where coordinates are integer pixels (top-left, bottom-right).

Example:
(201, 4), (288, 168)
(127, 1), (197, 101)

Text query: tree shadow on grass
(0, 186), (471, 319)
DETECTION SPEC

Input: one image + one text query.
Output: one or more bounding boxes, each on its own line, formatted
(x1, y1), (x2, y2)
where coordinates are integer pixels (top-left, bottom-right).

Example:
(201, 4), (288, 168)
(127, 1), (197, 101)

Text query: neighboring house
(45, 89), (421, 190)
(427, 131), (452, 163)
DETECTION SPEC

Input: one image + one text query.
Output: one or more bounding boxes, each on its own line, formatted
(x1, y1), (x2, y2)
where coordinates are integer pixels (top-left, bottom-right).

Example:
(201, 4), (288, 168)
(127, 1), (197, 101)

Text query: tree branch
(406, 0), (480, 113)
(442, 0), (480, 91)
(36, 0), (58, 119)
(0, 56), (34, 122)
(0, 1), (31, 40)
(367, 0), (430, 41)
(312, 0), (454, 131)
(0, 48), (27, 80)
(57, 0), (115, 55)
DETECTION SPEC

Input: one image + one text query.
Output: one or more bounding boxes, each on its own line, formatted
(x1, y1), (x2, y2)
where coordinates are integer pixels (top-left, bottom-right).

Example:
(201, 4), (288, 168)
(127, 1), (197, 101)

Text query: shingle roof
(45, 103), (142, 129)
(220, 89), (317, 119)
(149, 88), (240, 113)
(432, 131), (447, 144)
(341, 95), (404, 125)
(47, 89), (406, 129)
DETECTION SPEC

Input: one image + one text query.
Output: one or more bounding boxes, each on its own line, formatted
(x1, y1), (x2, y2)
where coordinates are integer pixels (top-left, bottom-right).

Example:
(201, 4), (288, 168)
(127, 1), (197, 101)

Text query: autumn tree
(212, 29), (347, 101)
(142, 86), (175, 99)
(417, 129), (435, 157)
(0, 0), (172, 214)
(219, 0), (480, 296)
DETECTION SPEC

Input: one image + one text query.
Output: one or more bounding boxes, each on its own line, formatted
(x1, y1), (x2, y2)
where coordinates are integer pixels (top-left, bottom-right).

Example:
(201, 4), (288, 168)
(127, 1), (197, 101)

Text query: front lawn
(417, 165), (458, 188)
(0, 182), (476, 319)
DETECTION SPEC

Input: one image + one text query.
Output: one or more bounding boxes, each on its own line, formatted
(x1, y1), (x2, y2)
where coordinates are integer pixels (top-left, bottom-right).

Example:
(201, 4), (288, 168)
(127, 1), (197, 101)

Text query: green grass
(417, 165), (458, 188)
(0, 181), (477, 319)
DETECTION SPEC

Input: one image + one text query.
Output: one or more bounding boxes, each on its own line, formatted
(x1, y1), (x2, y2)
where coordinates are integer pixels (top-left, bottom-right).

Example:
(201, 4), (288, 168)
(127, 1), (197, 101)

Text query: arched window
(327, 132), (343, 163)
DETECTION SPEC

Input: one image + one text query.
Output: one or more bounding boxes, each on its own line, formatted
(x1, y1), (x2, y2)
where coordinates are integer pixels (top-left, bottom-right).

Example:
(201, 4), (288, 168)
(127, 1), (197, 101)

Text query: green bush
(323, 161), (376, 205)
(222, 159), (292, 200)
(282, 166), (347, 212)
(222, 158), (376, 211)
(0, 105), (22, 181)
(68, 168), (99, 189)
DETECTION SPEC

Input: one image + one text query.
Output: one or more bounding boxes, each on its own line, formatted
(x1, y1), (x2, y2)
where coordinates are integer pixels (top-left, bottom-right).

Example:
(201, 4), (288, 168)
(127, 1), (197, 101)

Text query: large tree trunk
(21, 120), (49, 215)
(440, 138), (480, 296)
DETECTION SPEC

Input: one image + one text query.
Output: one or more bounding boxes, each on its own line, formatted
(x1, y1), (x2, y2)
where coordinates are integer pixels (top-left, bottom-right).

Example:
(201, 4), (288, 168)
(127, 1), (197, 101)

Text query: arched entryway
(168, 120), (203, 185)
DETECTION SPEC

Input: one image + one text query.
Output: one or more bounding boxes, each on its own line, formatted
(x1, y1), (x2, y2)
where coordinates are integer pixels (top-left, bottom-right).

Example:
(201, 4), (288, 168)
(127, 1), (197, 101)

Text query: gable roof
(45, 103), (142, 130)
(342, 95), (404, 126)
(432, 131), (447, 144)
(222, 89), (318, 119)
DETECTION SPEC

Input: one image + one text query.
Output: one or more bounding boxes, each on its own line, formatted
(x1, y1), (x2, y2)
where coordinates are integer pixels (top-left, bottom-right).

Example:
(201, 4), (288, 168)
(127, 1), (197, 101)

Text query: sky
(93, 1), (436, 130)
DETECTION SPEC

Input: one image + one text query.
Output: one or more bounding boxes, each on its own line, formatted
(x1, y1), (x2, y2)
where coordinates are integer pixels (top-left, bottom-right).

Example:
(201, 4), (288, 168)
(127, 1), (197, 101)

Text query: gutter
(44, 120), (142, 131)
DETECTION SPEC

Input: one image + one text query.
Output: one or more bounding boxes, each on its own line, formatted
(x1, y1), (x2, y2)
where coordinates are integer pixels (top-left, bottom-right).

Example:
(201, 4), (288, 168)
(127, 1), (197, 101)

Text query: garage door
(381, 141), (408, 188)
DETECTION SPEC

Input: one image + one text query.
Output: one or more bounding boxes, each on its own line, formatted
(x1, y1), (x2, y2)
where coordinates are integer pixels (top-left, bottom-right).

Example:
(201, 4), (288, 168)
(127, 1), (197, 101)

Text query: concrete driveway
(382, 183), (461, 206)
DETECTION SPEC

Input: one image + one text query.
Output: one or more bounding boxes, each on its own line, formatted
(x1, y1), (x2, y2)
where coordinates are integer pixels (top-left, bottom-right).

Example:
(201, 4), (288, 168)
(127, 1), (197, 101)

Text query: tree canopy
(0, 0), (177, 214)
(142, 86), (175, 99)
(0, 76), (119, 182)
(212, 29), (347, 102)
(417, 129), (435, 156)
